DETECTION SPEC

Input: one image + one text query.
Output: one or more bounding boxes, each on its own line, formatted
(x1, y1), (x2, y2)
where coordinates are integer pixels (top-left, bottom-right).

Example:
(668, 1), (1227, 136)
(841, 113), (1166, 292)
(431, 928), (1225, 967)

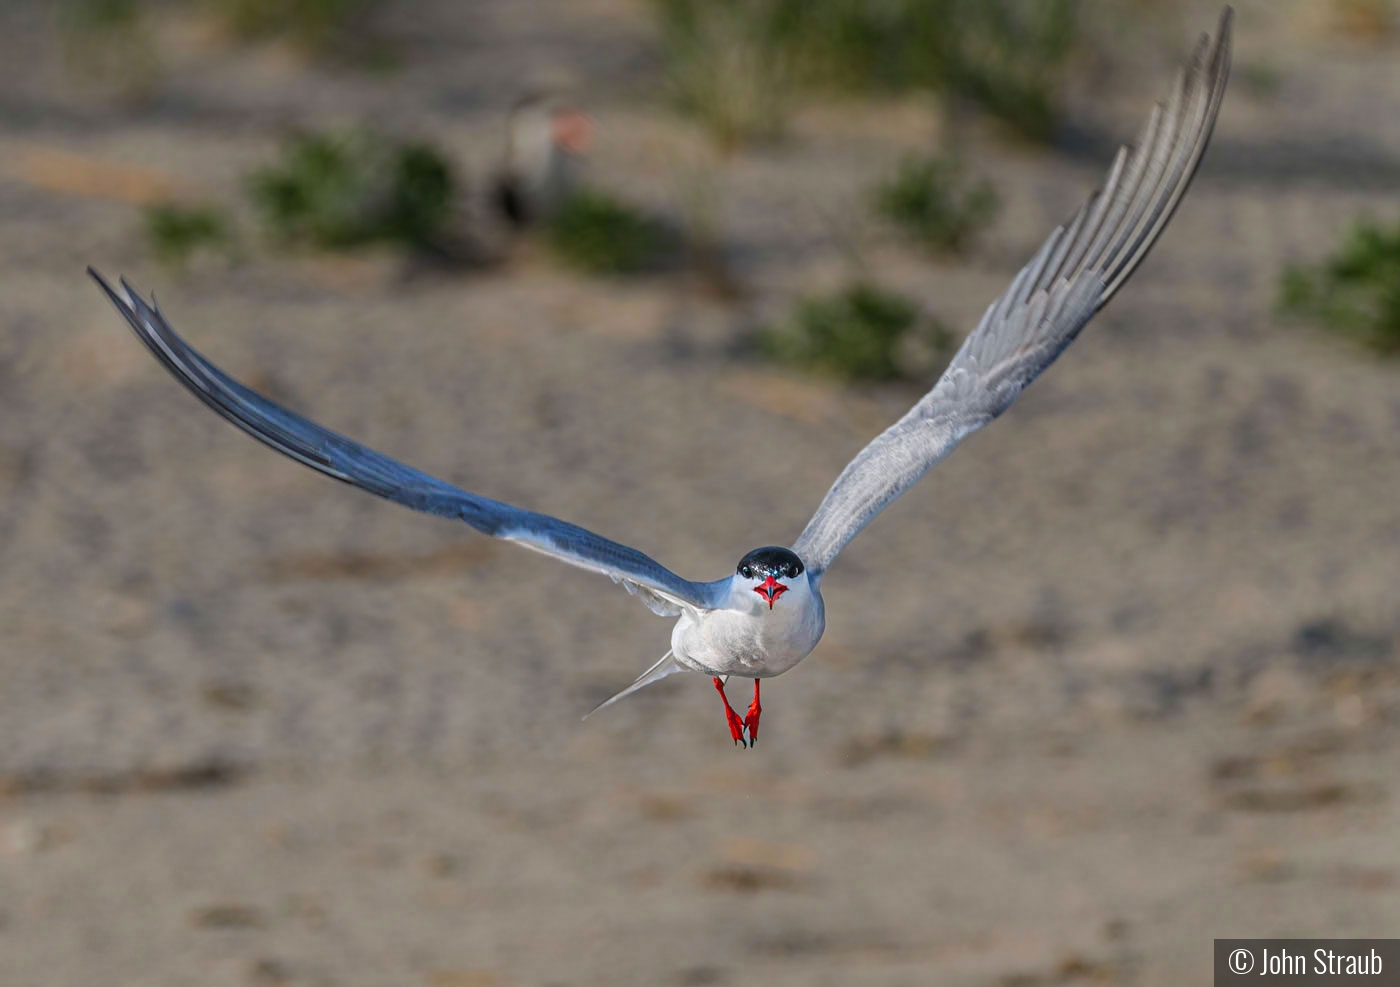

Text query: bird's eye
(786, 563), (800, 578)
(739, 564), (754, 579)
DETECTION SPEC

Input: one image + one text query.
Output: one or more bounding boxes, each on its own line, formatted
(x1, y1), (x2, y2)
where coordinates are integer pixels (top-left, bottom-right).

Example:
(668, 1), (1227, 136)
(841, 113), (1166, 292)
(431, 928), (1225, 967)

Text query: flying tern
(90, 9), (1230, 747)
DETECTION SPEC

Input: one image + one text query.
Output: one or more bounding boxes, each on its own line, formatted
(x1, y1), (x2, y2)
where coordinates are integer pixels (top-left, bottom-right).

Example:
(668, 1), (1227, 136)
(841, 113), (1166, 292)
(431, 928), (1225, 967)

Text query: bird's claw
(715, 676), (754, 749)
(744, 702), (761, 747)
(723, 705), (747, 748)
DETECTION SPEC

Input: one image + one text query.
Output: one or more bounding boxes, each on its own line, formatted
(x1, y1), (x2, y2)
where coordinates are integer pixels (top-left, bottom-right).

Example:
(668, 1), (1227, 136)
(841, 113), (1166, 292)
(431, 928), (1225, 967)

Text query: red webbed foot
(713, 676), (748, 748)
(743, 679), (761, 746)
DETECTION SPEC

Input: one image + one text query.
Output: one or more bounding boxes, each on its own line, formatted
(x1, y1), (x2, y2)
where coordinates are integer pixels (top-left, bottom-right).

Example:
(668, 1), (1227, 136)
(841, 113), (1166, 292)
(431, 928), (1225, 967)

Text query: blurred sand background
(2, 0), (1400, 984)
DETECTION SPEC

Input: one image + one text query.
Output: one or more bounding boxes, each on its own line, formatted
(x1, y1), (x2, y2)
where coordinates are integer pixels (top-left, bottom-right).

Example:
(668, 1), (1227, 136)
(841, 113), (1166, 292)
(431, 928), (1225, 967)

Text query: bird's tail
(583, 650), (685, 719)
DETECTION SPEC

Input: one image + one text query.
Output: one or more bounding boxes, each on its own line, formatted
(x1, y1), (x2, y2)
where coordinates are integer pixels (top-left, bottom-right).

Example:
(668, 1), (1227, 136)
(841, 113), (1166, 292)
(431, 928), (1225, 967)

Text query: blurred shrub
(792, 0), (1078, 140)
(63, 0), (388, 73)
(647, 0), (796, 147)
(937, 0), (1080, 142)
(247, 131), (456, 252)
(648, 0), (1083, 144)
(546, 189), (678, 276)
(144, 203), (234, 266)
(874, 155), (998, 254)
(1238, 61), (1284, 101)
(758, 282), (952, 381)
(212, 0), (384, 57)
(1279, 220), (1400, 355)
(59, 0), (160, 97)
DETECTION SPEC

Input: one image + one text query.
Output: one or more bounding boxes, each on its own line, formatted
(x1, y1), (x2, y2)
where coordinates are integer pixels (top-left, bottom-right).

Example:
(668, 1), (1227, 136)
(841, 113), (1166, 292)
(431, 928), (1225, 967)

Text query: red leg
(713, 677), (747, 748)
(744, 679), (762, 746)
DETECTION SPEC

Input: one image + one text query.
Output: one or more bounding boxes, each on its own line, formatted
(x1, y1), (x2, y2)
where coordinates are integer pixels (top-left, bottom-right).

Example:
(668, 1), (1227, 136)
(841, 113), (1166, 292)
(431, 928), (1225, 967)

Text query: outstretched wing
(90, 270), (726, 617)
(793, 8), (1232, 579)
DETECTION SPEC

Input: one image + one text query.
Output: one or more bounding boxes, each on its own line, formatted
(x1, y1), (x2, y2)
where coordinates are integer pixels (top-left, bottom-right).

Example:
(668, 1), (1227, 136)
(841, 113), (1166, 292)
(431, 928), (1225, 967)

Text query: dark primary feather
(793, 9), (1233, 577)
(89, 269), (724, 616)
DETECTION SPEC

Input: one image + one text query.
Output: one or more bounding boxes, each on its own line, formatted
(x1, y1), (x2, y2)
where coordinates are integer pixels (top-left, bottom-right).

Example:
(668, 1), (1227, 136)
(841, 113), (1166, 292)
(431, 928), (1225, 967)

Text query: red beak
(753, 575), (788, 609)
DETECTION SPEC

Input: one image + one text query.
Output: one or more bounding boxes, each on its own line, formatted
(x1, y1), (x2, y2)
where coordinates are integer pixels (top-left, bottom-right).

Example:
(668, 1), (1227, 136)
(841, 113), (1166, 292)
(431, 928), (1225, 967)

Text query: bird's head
(735, 546), (805, 611)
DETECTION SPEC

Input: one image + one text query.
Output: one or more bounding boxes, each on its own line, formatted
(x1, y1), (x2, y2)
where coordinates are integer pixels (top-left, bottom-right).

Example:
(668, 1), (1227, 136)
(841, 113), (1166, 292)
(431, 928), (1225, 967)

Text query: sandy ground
(2, 1), (1400, 984)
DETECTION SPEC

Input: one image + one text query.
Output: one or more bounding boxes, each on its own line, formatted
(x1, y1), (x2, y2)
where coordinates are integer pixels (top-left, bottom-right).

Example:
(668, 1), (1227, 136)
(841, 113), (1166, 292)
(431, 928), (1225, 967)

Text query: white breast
(671, 576), (826, 678)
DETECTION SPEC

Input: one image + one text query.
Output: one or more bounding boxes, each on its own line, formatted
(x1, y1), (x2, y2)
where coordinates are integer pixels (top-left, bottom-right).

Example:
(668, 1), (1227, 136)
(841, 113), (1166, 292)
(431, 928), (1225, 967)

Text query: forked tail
(584, 650), (685, 719)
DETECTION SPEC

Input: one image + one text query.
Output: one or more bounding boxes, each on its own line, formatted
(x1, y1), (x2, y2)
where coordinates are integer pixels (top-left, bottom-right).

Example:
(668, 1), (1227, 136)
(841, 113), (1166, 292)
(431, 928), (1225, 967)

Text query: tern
(491, 92), (591, 229)
(90, 10), (1230, 747)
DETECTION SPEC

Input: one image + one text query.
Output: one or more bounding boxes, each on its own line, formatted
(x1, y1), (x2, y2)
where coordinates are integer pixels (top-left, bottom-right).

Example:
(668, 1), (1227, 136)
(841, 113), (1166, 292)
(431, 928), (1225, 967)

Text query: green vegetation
(247, 130), (456, 252)
(874, 155), (998, 254)
(212, 0), (386, 58)
(648, 0), (1083, 145)
(546, 189), (678, 276)
(1238, 61), (1284, 101)
(936, 0), (1080, 142)
(59, 0), (144, 45)
(58, 0), (160, 97)
(1279, 219), (1400, 355)
(63, 0), (390, 70)
(229, 134), (679, 276)
(758, 282), (953, 381)
(647, 0), (796, 148)
(144, 203), (234, 266)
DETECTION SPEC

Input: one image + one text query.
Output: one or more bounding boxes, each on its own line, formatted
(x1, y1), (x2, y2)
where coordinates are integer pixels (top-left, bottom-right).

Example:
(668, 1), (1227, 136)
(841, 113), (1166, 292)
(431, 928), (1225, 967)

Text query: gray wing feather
(793, 8), (1232, 577)
(90, 270), (725, 616)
